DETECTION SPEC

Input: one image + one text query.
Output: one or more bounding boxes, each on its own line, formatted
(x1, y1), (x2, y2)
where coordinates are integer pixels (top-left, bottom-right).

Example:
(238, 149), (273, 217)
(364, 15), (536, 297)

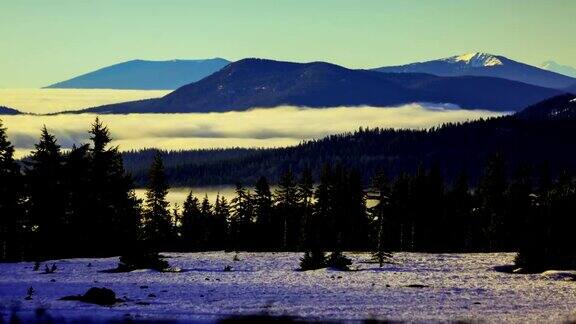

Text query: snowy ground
(1, 252), (575, 323)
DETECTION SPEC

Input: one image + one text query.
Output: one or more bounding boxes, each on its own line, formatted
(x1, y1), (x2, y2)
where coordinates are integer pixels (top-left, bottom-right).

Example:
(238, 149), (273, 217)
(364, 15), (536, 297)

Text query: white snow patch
(541, 270), (576, 281)
(1, 252), (576, 322)
(445, 52), (504, 67)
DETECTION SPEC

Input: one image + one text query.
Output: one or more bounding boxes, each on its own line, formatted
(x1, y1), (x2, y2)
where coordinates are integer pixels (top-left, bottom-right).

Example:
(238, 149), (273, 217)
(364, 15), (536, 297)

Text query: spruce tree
(25, 126), (66, 258)
(231, 183), (254, 250)
(0, 120), (23, 260)
(142, 152), (174, 248)
(274, 169), (299, 250)
(180, 191), (202, 250)
(368, 170), (393, 266)
(477, 153), (507, 251)
(213, 195), (231, 250)
(83, 118), (141, 256)
(297, 168), (314, 250)
(253, 176), (275, 249)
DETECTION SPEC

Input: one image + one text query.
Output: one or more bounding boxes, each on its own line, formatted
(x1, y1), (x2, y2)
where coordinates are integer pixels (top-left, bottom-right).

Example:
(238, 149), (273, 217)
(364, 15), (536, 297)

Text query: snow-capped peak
(444, 52), (503, 67)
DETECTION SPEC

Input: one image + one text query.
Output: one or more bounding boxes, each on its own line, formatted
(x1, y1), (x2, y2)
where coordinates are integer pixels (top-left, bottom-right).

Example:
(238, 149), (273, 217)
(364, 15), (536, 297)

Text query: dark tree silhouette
(142, 152), (174, 247)
(0, 120), (23, 261)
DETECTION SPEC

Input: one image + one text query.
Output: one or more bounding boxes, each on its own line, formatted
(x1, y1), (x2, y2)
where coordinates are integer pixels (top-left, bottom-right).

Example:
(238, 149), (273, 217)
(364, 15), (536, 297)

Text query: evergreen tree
(0, 120), (23, 260)
(368, 170), (393, 266)
(274, 169), (300, 250)
(25, 126), (66, 258)
(142, 152), (174, 248)
(212, 195), (230, 250)
(476, 153), (507, 251)
(313, 164), (334, 250)
(230, 183), (254, 250)
(180, 191), (202, 250)
(297, 168), (314, 250)
(253, 176), (275, 249)
(82, 118), (141, 256)
(445, 170), (473, 251)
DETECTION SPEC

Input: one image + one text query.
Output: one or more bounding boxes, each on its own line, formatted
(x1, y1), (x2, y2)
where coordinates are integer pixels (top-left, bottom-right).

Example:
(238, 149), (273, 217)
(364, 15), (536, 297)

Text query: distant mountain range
(541, 61), (576, 78)
(566, 84), (576, 94)
(374, 52), (576, 90)
(46, 58), (230, 90)
(75, 58), (562, 114)
(0, 106), (21, 115)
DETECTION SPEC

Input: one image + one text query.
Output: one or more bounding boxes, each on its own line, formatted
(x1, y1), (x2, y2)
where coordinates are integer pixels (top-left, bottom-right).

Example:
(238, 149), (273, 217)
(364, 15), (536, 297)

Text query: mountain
(0, 106), (21, 115)
(566, 84), (576, 94)
(46, 58), (230, 90)
(517, 94), (576, 120)
(123, 96), (576, 187)
(374, 52), (576, 90)
(541, 61), (576, 78)
(76, 58), (562, 114)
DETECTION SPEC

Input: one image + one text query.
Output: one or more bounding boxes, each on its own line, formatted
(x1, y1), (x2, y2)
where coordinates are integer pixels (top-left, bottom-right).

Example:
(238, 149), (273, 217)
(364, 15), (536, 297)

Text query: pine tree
(297, 168), (314, 250)
(0, 120), (23, 260)
(368, 170), (393, 266)
(213, 195), (230, 250)
(231, 183), (254, 250)
(253, 176), (275, 249)
(274, 169), (299, 250)
(446, 170), (473, 250)
(180, 191), (202, 250)
(82, 118), (141, 256)
(25, 126), (66, 258)
(313, 164), (334, 250)
(477, 153), (507, 251)
(142, 152), (174, 248)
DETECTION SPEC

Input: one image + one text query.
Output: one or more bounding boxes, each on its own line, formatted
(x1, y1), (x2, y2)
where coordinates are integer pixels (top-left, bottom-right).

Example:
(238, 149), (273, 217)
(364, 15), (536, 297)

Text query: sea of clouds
(0, 105), (505, 158)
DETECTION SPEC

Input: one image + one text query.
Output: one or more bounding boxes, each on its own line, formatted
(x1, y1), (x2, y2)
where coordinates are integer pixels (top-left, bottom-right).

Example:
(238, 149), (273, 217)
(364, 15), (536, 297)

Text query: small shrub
(61, 287), (119, 306)
(223, 265), (232, 272)
(117, 252), (169, 272)
(326, 251), (352, 271)
(33, 261), (40, 271)
(372, 250), (393, 267)
(25, 287), (34, 300)
(299, 250), (326, 271)
(44, 264), (57, 274)
(232, 254), (240, 262)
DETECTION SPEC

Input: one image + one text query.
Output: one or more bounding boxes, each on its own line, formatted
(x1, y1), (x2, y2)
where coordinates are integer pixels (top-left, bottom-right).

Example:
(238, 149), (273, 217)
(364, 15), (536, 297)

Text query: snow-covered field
(1, 252), (575, 323)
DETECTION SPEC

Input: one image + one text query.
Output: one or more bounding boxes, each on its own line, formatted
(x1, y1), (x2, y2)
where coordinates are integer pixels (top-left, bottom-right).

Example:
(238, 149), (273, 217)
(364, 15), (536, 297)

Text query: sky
(1, 0), (575, 88)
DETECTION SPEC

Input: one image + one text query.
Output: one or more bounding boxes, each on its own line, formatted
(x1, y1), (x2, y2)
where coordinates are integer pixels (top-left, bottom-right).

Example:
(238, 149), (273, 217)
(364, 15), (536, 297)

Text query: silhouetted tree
(0, 120), (23, 260)
(25, 126), (66, 259)
(180, 191), (202, 250)
(142, 152), (174, 248)
(274, 169), (299, 250)
(253, 176), (275, 249)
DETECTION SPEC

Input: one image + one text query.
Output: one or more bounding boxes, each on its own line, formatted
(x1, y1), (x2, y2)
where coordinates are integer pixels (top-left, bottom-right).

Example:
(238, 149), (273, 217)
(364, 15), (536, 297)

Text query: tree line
(123, 115), (576, 188)
(1, 118), (575, 272)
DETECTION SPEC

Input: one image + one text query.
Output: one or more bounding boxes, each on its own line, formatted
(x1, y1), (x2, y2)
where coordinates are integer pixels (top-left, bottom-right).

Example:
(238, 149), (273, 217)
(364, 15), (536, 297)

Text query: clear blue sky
(1, 0), (575, 87)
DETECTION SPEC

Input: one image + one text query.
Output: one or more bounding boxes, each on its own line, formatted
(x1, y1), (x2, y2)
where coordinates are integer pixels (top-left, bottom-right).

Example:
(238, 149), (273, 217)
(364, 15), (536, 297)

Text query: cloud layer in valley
(0, 104), (507, 158)
(0, 88), (170, 114)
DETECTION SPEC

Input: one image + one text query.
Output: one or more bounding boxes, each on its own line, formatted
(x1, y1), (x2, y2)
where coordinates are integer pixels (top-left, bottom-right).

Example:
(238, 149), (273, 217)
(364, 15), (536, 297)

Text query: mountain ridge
(0, 106), (21, 115)
(72, 58), (562, 114)
(46, 58), (230, 90)
(374, 52), (576, 90)
(541, 61), (576, 78)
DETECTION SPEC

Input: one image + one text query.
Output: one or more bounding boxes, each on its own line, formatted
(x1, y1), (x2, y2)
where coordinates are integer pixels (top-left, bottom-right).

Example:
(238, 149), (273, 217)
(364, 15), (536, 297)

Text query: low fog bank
(1, 104), (507, 158)
(0, 88), (171, 114)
